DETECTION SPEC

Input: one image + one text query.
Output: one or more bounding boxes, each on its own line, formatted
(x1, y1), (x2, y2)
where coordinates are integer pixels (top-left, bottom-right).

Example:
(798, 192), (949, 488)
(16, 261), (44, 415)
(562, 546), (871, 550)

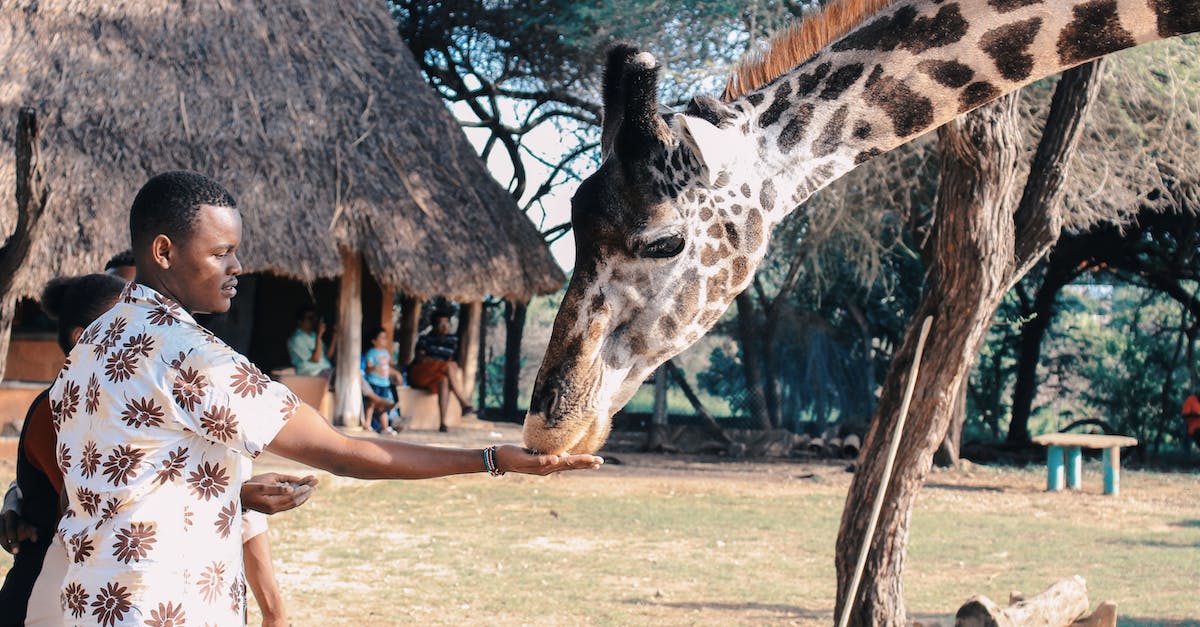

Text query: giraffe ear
(675, 114), (743, 188)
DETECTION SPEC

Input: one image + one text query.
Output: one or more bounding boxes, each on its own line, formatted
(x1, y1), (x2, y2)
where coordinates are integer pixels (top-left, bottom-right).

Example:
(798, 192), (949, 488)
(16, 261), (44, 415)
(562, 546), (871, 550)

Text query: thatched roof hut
(0, 0), (565, 302)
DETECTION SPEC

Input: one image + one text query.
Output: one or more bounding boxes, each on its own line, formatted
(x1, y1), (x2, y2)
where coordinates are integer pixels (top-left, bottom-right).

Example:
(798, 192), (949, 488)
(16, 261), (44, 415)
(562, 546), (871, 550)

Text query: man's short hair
(129, 171), (236, 251)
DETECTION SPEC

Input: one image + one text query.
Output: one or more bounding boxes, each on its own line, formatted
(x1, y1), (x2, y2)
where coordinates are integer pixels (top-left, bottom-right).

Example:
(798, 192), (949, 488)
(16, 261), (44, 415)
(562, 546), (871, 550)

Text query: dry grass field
(2, 420), (1198, 625)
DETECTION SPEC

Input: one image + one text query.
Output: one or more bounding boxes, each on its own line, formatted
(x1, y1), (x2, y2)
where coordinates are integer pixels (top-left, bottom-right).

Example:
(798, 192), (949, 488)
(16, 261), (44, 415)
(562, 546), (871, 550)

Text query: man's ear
(675, 114), (745, 188)
(150, 234), (173, 269)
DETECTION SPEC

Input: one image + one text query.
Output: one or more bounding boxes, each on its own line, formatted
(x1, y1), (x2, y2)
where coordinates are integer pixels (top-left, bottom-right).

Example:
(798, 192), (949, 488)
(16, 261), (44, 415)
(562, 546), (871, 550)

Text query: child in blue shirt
(364, 328), (400, 434)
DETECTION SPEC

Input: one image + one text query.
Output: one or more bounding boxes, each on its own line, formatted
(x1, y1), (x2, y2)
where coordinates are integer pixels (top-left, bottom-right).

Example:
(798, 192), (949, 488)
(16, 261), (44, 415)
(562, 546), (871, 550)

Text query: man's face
(434, 316), (452, 336)
(164, 204), (243, 314)
(298, 311), (319, 333)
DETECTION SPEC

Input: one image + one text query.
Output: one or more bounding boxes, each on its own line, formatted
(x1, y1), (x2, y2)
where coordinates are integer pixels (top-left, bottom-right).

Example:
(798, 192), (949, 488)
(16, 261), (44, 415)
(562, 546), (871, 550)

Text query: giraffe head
(523, 45), (766, 454)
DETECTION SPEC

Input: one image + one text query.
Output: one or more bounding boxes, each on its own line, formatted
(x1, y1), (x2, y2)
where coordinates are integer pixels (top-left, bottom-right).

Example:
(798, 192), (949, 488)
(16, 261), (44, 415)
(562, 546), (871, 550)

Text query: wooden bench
(1031, 433), (1138, 495)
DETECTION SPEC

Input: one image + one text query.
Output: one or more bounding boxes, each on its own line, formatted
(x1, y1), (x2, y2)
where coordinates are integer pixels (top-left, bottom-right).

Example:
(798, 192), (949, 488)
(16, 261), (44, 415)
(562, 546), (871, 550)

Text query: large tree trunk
(835, 93), (1024, 623)
(834, 61), (1103, 624)
(0, 108), (50, 381)
(502, 300), (527, 422)
(735, 292), (772, 429)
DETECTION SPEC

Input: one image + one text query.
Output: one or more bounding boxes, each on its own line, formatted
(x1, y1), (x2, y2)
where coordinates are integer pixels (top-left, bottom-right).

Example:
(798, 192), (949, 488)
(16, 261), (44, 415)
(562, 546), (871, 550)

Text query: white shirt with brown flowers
(49, 283), (298, 626)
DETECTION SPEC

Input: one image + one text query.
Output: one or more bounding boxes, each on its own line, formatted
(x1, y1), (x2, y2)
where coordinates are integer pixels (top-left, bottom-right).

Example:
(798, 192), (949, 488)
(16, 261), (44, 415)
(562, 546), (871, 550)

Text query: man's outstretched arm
(266, 403), (602, 479)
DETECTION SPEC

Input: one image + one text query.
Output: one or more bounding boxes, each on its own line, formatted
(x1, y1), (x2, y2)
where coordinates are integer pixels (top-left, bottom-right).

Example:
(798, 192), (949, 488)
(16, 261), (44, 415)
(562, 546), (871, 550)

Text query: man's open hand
(494, 445), (604, 476)
(240, 473), (319, 515)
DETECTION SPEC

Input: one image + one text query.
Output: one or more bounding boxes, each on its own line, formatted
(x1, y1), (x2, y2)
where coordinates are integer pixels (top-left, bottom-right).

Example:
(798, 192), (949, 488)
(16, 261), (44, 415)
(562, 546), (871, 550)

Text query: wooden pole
(380, 285), (395, 348)
(457, 301), (482, 403)
(838, 316), (932, 627)
(396, 295), (420, 368)
(333, 247), (363, 428)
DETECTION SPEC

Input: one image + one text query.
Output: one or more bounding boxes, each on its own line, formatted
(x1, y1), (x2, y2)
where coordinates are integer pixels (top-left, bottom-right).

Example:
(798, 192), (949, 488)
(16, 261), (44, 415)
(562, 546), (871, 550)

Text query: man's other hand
(0, 510), (38, 555)
(240, 473), (319, 515)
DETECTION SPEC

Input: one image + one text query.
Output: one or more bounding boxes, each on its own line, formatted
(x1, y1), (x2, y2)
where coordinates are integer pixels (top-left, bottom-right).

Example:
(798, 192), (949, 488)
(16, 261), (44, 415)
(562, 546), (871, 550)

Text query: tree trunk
(835, 94), (1024, 623)
(477, 302), (493, 415)
(333, 247), (363, 427)
(0, 108), (50, 381)
(457, 301), (482, 404)
(502, 300), (527, 422)
(735, 292), (772, 429)
(935, 381), (969, 467)
(1007, 263), (1075, 444)
(834, 61), (1103, 625)
(647, 365), (670, 450)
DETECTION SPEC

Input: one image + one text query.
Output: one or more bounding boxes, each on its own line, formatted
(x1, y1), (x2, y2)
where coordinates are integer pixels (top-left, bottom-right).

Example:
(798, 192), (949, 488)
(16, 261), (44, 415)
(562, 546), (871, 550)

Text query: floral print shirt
(49, 283), (298, 626)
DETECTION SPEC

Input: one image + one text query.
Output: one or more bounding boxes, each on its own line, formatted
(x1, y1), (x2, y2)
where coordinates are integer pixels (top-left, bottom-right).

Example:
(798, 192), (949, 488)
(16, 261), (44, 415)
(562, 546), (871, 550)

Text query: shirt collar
(122, 282), (202, 328)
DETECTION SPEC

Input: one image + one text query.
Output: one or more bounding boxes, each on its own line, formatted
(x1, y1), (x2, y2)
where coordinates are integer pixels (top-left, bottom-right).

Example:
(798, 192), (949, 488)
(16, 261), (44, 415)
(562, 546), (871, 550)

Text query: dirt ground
(2, 419), (1198, 625)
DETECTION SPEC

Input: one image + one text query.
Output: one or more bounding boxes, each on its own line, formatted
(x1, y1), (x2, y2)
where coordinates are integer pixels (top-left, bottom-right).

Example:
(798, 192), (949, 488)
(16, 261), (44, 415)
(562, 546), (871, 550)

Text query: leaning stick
(837, 315), (933, 627)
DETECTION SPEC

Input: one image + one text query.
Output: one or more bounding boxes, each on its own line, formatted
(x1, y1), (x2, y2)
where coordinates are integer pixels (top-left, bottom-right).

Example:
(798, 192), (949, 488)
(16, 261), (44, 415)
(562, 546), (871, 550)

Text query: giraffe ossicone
(523, 0), (1200, 455)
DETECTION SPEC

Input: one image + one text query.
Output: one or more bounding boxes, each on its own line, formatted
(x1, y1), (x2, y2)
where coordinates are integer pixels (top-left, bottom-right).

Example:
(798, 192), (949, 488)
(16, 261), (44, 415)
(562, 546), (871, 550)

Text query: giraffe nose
(533, 386), (563, 427)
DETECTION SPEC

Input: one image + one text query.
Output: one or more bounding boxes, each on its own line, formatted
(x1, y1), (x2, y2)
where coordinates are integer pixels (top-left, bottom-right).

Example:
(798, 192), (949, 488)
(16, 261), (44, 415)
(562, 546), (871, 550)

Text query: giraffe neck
(727, 0), (1196, 230)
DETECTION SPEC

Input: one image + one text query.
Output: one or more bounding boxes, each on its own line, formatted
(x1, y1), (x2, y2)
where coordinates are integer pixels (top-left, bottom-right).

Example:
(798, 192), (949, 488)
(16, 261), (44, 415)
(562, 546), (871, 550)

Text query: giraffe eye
(640, 234), (685, 259)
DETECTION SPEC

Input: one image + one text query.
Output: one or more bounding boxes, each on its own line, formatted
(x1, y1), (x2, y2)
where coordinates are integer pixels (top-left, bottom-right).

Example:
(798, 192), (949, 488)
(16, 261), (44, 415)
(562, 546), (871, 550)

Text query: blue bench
(1031, 433), (1138, 495)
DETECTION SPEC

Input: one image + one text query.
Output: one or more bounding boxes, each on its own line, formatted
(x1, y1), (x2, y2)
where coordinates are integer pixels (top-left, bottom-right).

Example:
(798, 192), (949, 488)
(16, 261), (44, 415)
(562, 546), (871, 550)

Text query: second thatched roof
(0, 0), (565, 302)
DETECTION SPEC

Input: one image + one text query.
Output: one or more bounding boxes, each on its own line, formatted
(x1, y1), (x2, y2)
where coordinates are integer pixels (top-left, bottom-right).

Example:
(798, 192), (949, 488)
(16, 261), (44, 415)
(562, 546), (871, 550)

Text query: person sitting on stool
(407, 309), (474, 432)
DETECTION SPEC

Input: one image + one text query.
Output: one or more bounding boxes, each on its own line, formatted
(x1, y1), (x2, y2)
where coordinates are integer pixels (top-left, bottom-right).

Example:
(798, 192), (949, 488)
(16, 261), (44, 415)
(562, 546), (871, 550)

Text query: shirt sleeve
(170, 343), (297, 459)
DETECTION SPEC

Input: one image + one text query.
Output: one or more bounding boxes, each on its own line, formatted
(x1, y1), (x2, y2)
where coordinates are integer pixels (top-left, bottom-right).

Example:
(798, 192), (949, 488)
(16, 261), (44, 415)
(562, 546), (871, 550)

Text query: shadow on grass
(1169, 519), (1200, 528)
(1118, 537), (1200, 549)
(622, 598), (829, 619)
(925, 482), (1005, 493)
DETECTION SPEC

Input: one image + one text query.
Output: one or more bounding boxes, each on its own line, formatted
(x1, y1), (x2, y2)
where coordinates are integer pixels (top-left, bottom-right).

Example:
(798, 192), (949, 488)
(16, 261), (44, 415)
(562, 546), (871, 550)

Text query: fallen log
(956, 576), (1089, 627)
(841, 433), (861, 458)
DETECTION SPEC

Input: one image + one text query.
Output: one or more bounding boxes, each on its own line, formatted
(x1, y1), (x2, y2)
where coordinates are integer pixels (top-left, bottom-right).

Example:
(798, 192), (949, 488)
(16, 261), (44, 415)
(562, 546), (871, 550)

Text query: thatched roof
(0, 0), (565, 302)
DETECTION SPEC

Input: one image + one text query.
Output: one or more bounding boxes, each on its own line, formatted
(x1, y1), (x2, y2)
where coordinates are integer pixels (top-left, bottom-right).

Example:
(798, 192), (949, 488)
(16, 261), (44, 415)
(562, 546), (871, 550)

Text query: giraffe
(521, 0), (1200, 456)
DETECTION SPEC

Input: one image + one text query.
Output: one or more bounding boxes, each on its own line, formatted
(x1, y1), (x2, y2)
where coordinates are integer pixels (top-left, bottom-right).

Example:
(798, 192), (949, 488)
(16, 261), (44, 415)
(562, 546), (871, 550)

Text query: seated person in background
(288, 304), (335, 376)
(408, 309), (474, 432)
(363, 328), (402, 435)
(1183, 393), (1200, 448)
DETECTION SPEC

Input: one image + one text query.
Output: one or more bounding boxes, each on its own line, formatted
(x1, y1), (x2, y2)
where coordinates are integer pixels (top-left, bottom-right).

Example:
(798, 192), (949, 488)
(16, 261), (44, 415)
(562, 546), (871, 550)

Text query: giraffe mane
(722, 0), (896, 101)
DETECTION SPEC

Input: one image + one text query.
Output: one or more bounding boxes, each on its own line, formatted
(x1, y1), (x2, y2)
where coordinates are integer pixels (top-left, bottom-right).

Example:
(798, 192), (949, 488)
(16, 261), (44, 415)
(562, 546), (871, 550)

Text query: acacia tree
(0, 108), (50, 380)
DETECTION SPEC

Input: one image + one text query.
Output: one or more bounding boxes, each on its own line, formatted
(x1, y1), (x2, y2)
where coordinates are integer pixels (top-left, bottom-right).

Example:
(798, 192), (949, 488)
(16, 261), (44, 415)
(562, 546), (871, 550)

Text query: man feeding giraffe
(522, 0), (1200, 455)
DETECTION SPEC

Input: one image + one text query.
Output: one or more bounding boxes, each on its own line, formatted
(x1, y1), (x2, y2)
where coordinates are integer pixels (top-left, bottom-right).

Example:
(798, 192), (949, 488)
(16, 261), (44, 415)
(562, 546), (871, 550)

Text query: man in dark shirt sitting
(407, 308), (475, 432)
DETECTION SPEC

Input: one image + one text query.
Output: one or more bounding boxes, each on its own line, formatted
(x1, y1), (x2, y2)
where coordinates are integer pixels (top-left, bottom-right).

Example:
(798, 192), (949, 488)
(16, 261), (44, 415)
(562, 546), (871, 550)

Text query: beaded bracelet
(482, 445), (505, 477)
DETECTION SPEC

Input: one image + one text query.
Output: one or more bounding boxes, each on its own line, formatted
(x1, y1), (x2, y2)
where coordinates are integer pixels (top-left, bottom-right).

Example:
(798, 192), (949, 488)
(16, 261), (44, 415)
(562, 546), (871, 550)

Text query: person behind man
(287, 304), (334, 376)
(47, 171), (600, 625)
(103, 250), (136, 283)
(0, 273), (315, 626)
(408, 308), (475, 432)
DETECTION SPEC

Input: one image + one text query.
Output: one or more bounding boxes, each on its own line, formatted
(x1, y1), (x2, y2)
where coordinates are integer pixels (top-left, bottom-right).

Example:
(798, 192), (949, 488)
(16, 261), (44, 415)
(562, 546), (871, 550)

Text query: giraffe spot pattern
(980, 17), (1043, 81)
(746, 93), (765, 106)
(746, 208), (765, 250)
(863, 65), (934, 137)
(659, 315), (678, 336)
(677, 269), (702, 319)
(987, 0), (1042, 12)
(778, 104), (816, 154)
(797, 63), (832, 97)
(724, 223), (740, 248)
(1150, 0), (1200, 37)
(853, 120), (872, 139)
(813, 104), (850, 158)
(819, 63), (865, 100)
(831, 4), (968, 56)
(699, 207), (713, 221)
(855, 148), (883, 164)
(917, 59), (975, 88)
(701, 245), (722, 266)
(739, 183), (751, 198)
(731, 257), (750, 286)
(959, 81), (1001, 112)
(758, 180), (776, 214)
(706, 269), (729, 298)
(707, 223), (724, 239)
(731, 204), (744, 215)
(1056, 0), (1136, 65)
(758, 81), (793, 128)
